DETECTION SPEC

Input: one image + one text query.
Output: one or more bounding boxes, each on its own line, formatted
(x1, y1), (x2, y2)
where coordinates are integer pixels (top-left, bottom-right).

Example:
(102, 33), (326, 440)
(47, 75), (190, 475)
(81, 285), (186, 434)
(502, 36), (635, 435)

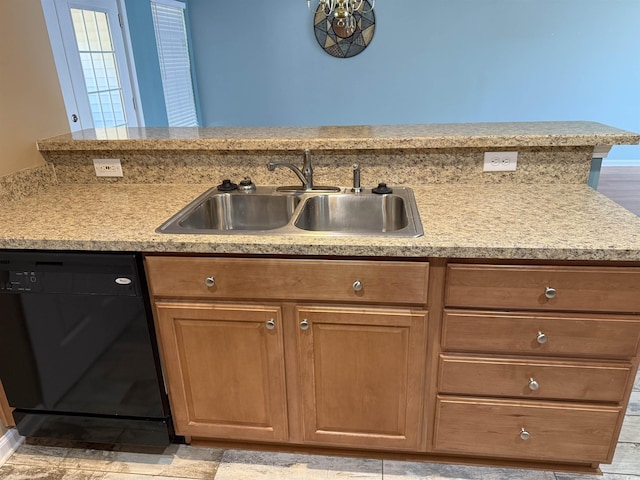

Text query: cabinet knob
(266, 319), (276, 330)
(536, 331), (548, 344)
(520, 428), (531, 441)
(352, 280), (363, 292)
(544, 286), (557, 299)
(300, 319), (310, 330)
(528, 378), (540, 391)
(204, 276), (216, 287)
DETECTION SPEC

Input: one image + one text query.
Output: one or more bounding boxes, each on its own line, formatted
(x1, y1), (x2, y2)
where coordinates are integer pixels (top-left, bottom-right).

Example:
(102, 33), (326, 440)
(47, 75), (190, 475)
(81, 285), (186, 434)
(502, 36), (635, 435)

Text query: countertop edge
(36, 123), (640, 152)
(1, 239), (639, 262)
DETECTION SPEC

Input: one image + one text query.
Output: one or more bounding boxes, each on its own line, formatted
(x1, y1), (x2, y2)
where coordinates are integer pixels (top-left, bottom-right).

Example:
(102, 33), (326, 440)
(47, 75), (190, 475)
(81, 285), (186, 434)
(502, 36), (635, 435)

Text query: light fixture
(308, 0), (375, 37)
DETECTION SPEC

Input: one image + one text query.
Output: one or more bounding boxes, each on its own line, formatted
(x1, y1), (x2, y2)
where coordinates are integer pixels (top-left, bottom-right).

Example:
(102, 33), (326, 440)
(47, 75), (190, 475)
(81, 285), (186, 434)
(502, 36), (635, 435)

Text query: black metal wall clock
(313, 0), (375, 58)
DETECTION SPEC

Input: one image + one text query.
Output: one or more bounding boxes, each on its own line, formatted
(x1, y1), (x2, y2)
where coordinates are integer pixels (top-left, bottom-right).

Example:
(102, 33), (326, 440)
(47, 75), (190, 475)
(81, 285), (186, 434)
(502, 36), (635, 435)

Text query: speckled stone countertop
(2, 183), (640, 261)
(36, 121), (640, 152)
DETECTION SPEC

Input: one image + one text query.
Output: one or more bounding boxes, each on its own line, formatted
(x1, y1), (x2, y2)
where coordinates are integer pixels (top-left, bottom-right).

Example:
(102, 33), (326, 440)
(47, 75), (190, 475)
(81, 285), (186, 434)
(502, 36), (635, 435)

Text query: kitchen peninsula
(1, 121), (640, 474)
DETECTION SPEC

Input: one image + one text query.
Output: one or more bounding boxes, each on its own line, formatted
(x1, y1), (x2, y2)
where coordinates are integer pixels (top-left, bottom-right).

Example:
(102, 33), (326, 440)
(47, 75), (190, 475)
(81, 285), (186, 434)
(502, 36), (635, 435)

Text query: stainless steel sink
(157, 186), (423, 237)
(158, 188), (300, 233)
(294, 194), (408, 233)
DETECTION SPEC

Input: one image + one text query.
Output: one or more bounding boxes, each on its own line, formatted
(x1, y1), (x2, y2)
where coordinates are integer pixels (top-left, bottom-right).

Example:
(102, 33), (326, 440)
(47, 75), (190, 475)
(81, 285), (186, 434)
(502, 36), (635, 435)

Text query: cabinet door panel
(155, 302), (288, 441)
(297, 306), (427, 451)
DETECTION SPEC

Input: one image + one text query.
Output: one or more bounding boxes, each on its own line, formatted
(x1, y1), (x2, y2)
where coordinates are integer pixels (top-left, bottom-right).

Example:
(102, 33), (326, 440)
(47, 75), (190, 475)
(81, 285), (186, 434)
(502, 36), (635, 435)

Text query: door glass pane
(70, 8), (127, 128)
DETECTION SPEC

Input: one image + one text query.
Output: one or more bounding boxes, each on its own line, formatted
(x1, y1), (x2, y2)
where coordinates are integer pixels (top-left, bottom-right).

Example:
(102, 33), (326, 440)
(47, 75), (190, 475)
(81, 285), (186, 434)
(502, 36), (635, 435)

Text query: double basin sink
(157, 186), (423, 237)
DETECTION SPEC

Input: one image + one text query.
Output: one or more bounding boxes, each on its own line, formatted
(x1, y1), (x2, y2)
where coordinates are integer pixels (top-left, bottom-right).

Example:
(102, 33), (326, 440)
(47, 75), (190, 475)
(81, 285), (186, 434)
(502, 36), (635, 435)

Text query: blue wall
(125, 0), (168, 126)
(186, 0), (640, 160)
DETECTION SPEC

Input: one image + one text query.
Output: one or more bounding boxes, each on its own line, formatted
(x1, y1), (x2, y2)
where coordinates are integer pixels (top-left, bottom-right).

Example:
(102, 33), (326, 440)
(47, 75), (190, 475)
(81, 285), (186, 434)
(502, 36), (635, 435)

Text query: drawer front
(434, 396), (621, 463)
(442, 310), (640, 359)
(438, 355), (632, 402)
(145, 257), (429, 305)
(446, 264), (640, 313)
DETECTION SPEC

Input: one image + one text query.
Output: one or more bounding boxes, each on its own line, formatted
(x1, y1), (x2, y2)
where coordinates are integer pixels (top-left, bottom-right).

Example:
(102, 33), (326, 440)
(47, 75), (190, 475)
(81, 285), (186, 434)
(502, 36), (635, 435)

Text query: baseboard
(0, 429), (24, 466)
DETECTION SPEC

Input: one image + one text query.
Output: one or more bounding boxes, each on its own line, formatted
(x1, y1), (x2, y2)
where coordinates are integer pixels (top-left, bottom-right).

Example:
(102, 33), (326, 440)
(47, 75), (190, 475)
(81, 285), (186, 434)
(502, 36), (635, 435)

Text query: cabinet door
(296, 306), (427, 451)
(155, 302), (288, 441)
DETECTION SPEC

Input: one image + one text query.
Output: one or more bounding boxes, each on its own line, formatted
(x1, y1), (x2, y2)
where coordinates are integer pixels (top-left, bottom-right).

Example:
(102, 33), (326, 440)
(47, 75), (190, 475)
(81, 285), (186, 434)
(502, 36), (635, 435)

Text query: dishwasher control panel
(0, 270), (40, 292)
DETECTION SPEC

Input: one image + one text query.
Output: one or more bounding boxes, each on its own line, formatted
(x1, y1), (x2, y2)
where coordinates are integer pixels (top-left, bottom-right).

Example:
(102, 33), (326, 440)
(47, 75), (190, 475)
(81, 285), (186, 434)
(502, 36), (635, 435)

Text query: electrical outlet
(93, 158), (123, 177)
(483, 152), (518, 172)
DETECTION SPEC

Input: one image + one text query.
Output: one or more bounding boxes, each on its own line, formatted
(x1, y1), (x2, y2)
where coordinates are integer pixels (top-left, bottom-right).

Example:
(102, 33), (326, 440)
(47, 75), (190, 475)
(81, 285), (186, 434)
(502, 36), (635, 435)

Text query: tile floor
(1, 369), (638, 480)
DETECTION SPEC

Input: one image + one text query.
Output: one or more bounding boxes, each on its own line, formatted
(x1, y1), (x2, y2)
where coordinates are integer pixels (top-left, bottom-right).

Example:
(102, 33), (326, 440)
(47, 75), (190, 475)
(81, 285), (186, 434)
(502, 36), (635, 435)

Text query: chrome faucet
(267, 149), (314, 190)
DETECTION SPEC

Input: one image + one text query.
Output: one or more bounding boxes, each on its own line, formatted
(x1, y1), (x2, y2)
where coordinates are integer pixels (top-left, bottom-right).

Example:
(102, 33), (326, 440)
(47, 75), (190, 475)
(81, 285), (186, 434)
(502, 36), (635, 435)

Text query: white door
(42, 0), (141, 131)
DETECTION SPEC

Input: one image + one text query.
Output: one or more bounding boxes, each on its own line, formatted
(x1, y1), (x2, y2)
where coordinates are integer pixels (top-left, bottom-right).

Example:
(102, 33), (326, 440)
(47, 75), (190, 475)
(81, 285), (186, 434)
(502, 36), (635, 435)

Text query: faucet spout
(267, 149), (315, 191)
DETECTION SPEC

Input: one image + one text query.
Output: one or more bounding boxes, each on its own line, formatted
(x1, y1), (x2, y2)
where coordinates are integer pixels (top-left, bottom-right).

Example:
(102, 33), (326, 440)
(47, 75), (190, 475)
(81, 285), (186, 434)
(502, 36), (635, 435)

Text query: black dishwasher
(0, 251), (172, 448)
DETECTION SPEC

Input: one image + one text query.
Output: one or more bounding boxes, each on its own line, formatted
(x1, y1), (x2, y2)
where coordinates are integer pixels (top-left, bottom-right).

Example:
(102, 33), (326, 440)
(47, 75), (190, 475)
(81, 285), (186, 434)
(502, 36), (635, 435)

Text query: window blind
(151, 0), (198, 126)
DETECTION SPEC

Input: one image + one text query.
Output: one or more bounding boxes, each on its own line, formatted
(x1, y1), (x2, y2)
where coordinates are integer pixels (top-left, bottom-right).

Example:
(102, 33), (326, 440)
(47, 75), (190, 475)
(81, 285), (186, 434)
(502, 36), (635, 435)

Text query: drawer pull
(300, 319), (310, 330)
(266, 319), (276, 330)
(204, 276), (216, 287)
(536, 331), (548, 344)
(544, 286), (557, 299)
(528, 378), (540, 391)
(520, 428), (531, 441)
(352, 280), (363, 292)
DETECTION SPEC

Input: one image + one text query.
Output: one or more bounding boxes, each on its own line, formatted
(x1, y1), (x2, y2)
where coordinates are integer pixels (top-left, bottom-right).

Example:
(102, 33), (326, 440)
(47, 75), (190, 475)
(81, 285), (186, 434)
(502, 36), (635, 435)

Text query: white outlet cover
(483, 152), (518, 172)
(93, 158), (123, 177)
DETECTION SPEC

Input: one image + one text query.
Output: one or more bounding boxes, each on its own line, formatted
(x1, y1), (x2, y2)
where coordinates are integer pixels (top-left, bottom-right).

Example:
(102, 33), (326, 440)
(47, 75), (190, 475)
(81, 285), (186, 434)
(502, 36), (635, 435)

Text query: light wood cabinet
(434, 396), (621, 463)
(145, 255), (429, 452)
(0, 379), (14, 428)
(437, 262), (640, 466)
(445, 264), (640, 313)
(153, 302), (288, 441)
(145, 255), (640, 471)
(296, 306), (426, 450)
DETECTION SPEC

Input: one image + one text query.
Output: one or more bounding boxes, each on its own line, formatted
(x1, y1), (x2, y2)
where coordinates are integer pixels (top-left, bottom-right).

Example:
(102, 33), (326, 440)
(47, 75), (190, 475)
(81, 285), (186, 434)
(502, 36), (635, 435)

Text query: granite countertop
(36, 121), (640, 152)
(2, 182), (640, 261)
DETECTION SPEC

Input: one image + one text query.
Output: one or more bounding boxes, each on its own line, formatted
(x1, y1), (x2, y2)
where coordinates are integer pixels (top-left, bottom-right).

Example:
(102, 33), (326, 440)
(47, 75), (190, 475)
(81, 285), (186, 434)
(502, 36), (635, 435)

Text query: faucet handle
(352, 164), (362, 193)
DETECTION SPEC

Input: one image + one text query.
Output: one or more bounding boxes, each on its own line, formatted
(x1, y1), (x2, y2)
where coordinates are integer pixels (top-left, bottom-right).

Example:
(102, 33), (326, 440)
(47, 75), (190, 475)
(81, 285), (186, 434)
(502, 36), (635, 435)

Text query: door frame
(41, 0), (144, 131)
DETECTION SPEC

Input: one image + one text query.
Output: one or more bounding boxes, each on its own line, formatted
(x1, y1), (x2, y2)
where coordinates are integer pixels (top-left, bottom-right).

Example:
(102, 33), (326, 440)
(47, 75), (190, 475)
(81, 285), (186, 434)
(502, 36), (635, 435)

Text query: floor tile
(628, 391), (640, 416)
(0, 463), (94, 479)
(556, 473), (640, 480)
(619, 417), (640, 443)
(383, 460), (555, 479)
(634, 370), (640, 392)
(214, 449), (382, 479)
(601, 443), (640, 476)
(5, 443), (71, 468)
(58, 444), (223, 479)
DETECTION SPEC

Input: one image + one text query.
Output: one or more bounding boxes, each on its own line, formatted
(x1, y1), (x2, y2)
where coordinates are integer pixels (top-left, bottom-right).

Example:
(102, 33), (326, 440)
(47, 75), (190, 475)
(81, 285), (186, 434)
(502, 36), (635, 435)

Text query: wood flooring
(597, 166), (640, 216)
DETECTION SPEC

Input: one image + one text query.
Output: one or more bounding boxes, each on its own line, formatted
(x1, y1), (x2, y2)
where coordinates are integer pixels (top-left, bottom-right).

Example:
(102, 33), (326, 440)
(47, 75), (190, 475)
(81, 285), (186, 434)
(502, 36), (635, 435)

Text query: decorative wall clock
(313, 0), (375, 58)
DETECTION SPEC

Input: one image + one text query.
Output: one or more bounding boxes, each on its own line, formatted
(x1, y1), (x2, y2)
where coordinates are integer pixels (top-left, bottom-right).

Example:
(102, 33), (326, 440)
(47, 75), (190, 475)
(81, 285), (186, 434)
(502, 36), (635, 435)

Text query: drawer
(145, 257), (429, 305)
(438, 354), (632, 402)
(434, 396), (621, 463)
(442, 310), (640, 359)
(445, 264), (640, 313)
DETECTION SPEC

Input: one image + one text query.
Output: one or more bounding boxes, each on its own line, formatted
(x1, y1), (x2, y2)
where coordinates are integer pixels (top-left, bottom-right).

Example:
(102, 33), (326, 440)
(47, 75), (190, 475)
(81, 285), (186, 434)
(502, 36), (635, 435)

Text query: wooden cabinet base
(145, 255), (639, 471)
